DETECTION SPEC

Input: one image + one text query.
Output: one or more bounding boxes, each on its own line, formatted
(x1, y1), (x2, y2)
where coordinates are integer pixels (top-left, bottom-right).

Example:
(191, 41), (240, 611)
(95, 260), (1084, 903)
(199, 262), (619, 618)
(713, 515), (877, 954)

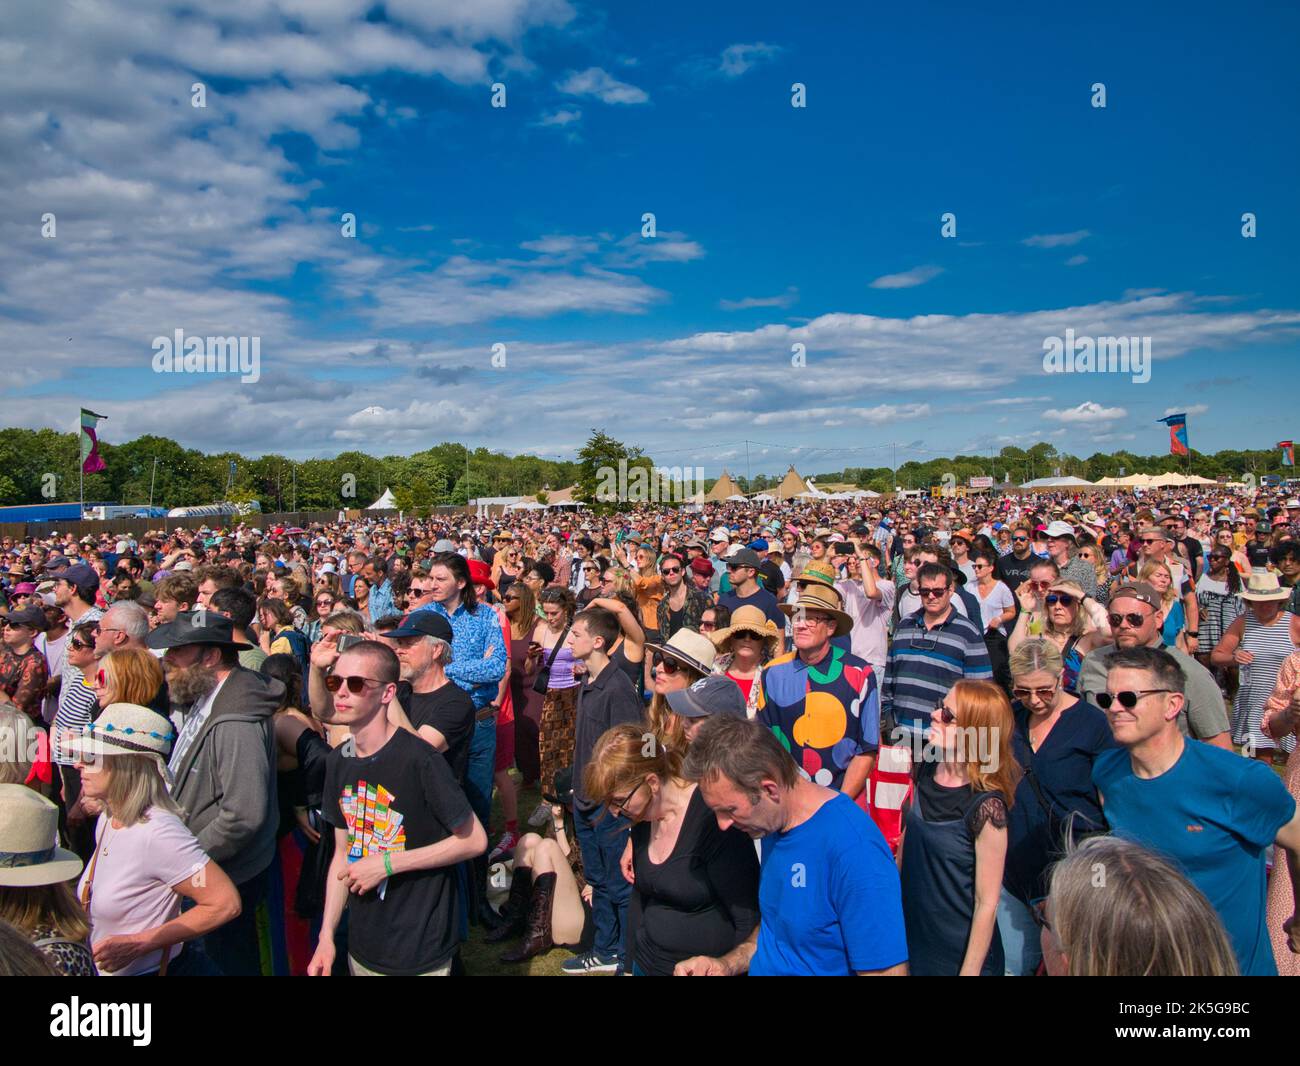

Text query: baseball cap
(1108, 582), (1160, 609)
(709, 527), (730, 543)
(665, 674), (747, 721)
(3, 605), (47, 631)
(1044, 521), (1076, 539)
(386, 612), (455, 642)
(49, 562), (99, 592)
(746, 538), (769, 552)
(726, 548), (761, 569)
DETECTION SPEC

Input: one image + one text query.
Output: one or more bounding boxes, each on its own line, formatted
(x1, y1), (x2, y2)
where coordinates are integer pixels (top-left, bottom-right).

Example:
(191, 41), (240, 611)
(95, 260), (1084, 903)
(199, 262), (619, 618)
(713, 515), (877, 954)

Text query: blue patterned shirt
(412, 600), (507, 710)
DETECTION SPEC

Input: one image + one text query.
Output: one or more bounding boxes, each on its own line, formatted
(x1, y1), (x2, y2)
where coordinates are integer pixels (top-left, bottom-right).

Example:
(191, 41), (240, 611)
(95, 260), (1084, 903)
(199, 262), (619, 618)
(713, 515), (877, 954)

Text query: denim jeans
(573, 804), (631, 960)
(996, 887), (1043, 976)
(464, 716), (497, 830)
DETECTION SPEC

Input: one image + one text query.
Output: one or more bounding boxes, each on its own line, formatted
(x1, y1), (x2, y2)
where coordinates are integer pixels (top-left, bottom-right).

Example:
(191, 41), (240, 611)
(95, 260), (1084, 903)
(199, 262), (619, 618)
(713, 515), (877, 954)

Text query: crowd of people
(3, 482), (1300, 976)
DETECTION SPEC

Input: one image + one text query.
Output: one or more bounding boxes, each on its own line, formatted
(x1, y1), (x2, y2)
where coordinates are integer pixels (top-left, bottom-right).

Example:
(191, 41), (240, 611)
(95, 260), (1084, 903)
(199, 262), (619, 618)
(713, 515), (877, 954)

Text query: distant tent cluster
(708, 467), (881, 503)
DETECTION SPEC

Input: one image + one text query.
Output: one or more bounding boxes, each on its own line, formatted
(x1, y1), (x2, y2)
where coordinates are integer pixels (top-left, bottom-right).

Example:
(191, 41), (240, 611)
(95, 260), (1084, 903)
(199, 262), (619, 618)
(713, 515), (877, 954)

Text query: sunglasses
(1107, 611), (1150, 629)
(1045, 593), (1076, 607)
(503, 595), (521, 603)
(1095, 689), (1175, 710)
(652, 653), (681, 674)
(1012, 685), (1057, 701)
(660, 567), (682, 576)
(94, 669), (108, 687)
(933, 700), (957, 724)
(324, 674), (383, 694)
(316, 598), (334, 606)
(698, 620), (716, 630)
(918, 586), (949, 598)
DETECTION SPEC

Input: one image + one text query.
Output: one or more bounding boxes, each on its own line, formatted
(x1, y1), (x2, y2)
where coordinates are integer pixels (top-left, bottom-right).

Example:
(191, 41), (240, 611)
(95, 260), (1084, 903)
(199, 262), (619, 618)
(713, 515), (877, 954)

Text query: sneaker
(560, 951), (620, 975)
(526, 801), (551, 828)
(489, 829), (520, 863)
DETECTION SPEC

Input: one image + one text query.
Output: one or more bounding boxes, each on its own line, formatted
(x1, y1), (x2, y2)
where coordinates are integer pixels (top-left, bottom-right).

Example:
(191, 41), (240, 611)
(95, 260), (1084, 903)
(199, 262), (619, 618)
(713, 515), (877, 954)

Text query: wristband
(383, 852), (394, 877)
(1186, 631), (1199, 638)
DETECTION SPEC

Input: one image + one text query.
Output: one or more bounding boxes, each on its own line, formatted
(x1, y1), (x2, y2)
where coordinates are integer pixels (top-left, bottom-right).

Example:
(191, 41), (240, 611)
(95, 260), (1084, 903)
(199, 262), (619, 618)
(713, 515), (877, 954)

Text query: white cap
(710, 526), (730, 543)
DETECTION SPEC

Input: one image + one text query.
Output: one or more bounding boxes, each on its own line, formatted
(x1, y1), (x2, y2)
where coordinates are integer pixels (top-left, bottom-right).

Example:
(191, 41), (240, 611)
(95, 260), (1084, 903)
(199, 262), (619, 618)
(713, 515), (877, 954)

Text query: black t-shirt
(628, 787), (760, 977)
(322, 727), (472, 974)
(407, 683), (476, 784)
(996, 552), (1035, 593)
(757, 559), (785, 599)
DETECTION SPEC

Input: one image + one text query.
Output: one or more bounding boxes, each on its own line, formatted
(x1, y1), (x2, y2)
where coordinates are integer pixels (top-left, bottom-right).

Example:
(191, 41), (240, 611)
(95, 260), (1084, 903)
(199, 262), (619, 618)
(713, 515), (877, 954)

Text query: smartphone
(337, 633), (365, 652)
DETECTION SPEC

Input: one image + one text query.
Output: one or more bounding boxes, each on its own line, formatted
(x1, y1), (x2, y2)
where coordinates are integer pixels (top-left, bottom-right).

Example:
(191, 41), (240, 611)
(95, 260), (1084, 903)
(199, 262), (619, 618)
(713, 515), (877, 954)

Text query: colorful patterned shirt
(757, 645), (879, 790)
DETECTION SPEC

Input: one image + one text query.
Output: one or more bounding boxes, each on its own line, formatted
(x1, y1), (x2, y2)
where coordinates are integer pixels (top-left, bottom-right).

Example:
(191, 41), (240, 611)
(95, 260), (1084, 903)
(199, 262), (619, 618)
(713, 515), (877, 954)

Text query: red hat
(468, 559), (495, 590)
(689, 556), (714, 579)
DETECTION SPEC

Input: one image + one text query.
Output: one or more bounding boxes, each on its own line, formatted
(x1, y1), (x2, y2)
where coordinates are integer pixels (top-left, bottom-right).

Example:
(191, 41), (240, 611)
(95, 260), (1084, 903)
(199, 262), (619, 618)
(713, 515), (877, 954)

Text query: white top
(975, 580), (1015, 634)
(168, 672), (230, 772)
(78, 809), (210, 976)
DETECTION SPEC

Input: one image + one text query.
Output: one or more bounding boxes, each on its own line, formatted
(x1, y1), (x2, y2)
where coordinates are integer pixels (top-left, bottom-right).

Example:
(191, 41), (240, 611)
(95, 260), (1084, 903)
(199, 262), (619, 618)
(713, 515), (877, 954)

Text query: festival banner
(1278, 441), (1295, 467)
(1157, 413), (1189, 457)
(80, 408), (107, 473)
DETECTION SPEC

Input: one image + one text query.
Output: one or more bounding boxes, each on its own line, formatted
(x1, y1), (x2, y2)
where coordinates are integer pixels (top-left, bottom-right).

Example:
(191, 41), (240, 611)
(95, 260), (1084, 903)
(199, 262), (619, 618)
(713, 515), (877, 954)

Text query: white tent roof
(366, 487), (398, 510)
(752, 493), (777, 502)
(726, 494), (748, 502)
(1018, 476), (1095, 489)
(507, 501), (546, 511)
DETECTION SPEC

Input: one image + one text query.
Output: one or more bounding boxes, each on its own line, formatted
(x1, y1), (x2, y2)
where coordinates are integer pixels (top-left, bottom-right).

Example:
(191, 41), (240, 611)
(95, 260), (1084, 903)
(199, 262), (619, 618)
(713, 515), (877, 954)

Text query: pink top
(1262, 651), (1300, 741)
(78, 808), (210, 976)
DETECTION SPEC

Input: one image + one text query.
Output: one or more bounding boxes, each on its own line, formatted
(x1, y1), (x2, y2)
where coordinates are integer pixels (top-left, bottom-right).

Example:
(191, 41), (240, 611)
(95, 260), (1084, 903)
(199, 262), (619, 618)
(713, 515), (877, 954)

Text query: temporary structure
(366, 488), (398, 510)
(771, 466), (811, 501)
(705, 470), (743, 503)
(1018, 476), (1096, 489)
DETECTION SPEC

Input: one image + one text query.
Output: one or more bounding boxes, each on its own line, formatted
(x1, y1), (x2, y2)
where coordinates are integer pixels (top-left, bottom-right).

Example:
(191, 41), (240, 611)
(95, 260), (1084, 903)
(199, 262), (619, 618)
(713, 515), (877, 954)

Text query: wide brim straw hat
(63, 702), (177, 761)
(0, 785), (84, 887)
(780, 581), (853, 637)
(710, 604), (781, 650)
(644, 628), (717, 675)
(1240, 570), (1291, 602)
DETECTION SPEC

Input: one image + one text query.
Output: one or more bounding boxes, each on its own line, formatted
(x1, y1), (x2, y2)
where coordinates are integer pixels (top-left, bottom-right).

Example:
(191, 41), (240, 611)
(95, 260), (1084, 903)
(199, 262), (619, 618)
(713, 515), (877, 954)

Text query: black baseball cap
(726, 548), (761, 570)
(666, 674), (747, 721)
(386, 611), (454, 642)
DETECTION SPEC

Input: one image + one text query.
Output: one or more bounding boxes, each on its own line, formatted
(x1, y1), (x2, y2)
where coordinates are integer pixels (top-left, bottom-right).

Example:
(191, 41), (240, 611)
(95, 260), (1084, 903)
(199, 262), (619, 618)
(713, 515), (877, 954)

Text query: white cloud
(1023, 230), (1091, 248)
(1165, 404), (1209, 416)
(536, 108), (582, 127)
(556, 67), (649, 105)
(1042, 401), (1128, 424)
(718, 43), (781, 77)
(868, 265), (944, 289)
(720, 288), (798, 311)
(1065, 254), (1088, 266)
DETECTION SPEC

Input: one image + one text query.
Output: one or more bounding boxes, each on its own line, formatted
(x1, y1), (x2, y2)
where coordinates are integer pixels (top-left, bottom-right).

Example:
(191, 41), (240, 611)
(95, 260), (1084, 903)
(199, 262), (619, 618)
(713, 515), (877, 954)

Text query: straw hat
(644, 628), (717, 675)
(1240, 570), (1291, 602)
(780, 582), (853, 637)
(0, 785), (84, 887)
(64, 703), (177, 760)
(796, 560), (838, 589)
(710, 605), (781, 650)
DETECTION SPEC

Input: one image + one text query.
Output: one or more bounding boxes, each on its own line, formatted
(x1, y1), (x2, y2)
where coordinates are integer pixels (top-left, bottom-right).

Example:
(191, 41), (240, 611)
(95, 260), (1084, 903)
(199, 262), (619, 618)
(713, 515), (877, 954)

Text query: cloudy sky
(3, 0), (1298, 477)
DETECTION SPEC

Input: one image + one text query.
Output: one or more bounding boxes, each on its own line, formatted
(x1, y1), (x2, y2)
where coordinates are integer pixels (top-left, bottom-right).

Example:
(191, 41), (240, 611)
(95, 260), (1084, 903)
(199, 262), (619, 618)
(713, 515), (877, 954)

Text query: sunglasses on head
(1095, 689), (1174, 710)
(324, 673), (382, 694)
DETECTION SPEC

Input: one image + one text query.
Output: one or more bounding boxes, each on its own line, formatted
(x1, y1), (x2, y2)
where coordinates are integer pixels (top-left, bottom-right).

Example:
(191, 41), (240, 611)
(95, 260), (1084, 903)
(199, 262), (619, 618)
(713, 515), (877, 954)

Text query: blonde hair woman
(69, 704), (240, 975)
(1138, 559), (1186, 649)
(1040, 835), (1238, 975)
(900, 680), (1021, 975)
(1008, 579), (1106, 694)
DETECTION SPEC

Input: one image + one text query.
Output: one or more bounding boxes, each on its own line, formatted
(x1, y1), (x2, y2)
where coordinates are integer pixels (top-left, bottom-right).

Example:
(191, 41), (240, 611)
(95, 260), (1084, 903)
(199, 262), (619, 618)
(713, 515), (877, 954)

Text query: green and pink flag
(80, 408), (107, 473)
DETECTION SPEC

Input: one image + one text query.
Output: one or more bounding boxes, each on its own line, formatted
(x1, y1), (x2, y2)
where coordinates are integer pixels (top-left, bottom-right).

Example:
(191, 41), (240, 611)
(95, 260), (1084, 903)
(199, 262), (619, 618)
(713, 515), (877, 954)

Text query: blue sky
(2, 0), (1297, 477)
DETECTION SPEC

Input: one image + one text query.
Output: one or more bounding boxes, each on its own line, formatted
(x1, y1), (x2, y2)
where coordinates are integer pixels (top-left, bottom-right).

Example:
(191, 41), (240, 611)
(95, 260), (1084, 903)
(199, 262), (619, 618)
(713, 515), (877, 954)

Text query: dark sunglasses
(324, 674), (383, 694)
(1107, 611), (1150, 629)
(652, 653), (681, 674)
(316, 598), (334, 606)
(1012, 535), (1029, 542)
(1095, 689), (1174, 710)
(933, 700), (957, 724)
(660, 567), (682, 576)
(1044, 593), (1076, 607)
(1012, 684), (1057, 701)
(919, 586), (949, 598)
(503, 595), (521, 602)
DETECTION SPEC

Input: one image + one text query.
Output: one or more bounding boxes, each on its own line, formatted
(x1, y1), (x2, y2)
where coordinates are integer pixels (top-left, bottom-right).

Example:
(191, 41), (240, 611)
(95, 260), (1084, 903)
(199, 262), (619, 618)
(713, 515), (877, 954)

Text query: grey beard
(169, 664), (219, 707)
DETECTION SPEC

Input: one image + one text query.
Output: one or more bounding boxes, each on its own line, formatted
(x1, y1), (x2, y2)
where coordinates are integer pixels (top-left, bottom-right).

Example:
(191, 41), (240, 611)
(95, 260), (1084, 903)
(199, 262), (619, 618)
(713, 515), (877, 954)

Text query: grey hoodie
(171, 666), (284, 886)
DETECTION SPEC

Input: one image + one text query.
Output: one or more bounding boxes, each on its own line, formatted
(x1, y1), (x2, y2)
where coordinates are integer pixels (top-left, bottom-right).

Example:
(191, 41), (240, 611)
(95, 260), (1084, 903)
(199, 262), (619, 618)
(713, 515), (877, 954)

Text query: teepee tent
(771, 466), (810, 501)
(705, 470), (742, 503)
(366, 487), (398, 510)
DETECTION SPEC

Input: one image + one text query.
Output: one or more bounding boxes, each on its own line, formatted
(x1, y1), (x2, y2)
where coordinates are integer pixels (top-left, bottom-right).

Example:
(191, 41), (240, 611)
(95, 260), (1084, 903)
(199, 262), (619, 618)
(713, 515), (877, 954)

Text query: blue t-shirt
(751, 792), (908, 975)
(1093, 740), (1296, 975)
(719, 587), (785, 632)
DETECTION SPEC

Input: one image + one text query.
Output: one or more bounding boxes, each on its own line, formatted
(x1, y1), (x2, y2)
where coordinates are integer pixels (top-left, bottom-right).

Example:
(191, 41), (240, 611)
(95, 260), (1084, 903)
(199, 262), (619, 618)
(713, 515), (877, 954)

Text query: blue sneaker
(560, 951), (619, 974)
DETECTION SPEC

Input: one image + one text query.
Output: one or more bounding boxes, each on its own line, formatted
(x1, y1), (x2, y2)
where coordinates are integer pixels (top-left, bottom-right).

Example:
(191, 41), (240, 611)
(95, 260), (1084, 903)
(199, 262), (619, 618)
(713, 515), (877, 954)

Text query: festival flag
(1279, 441), (1295, 467)
(1157, 413), (1189, 457)
(79, 408), (107, 473)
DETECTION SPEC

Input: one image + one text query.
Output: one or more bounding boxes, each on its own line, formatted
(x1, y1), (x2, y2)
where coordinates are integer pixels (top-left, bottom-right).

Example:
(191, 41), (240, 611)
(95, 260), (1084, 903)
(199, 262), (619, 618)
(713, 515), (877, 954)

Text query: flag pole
(78, 411), (84, 521)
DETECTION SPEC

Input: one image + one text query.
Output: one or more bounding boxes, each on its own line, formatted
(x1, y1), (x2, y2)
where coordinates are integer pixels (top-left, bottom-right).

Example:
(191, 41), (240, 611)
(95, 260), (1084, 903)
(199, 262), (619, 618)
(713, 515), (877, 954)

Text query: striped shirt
(882, 608), (992, 734)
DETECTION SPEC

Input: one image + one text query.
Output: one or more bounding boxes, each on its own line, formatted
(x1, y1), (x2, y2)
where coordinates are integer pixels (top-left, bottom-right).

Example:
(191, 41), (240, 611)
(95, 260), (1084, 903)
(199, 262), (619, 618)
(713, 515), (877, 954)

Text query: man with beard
(150, 611), (284, 975)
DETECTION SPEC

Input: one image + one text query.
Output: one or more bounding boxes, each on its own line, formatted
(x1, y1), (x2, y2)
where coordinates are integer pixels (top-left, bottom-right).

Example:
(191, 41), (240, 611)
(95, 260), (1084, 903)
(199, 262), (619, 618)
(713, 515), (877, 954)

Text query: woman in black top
(584, 722), (758, 976)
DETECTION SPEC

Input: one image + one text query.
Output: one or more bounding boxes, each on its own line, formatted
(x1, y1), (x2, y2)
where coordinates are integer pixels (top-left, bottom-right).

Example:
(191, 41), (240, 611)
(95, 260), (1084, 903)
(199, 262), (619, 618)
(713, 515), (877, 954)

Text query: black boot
(499, 872), (556, 963)
(484, 866), (533, 942)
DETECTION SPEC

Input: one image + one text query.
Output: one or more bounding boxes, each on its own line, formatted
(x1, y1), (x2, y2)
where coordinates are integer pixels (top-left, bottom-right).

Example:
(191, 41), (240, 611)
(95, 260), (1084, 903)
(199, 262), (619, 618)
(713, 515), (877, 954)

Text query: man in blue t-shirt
(719, 549), (786, 654)
(676, 716), (908, 976)
(1092, 646), (1300, 975)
